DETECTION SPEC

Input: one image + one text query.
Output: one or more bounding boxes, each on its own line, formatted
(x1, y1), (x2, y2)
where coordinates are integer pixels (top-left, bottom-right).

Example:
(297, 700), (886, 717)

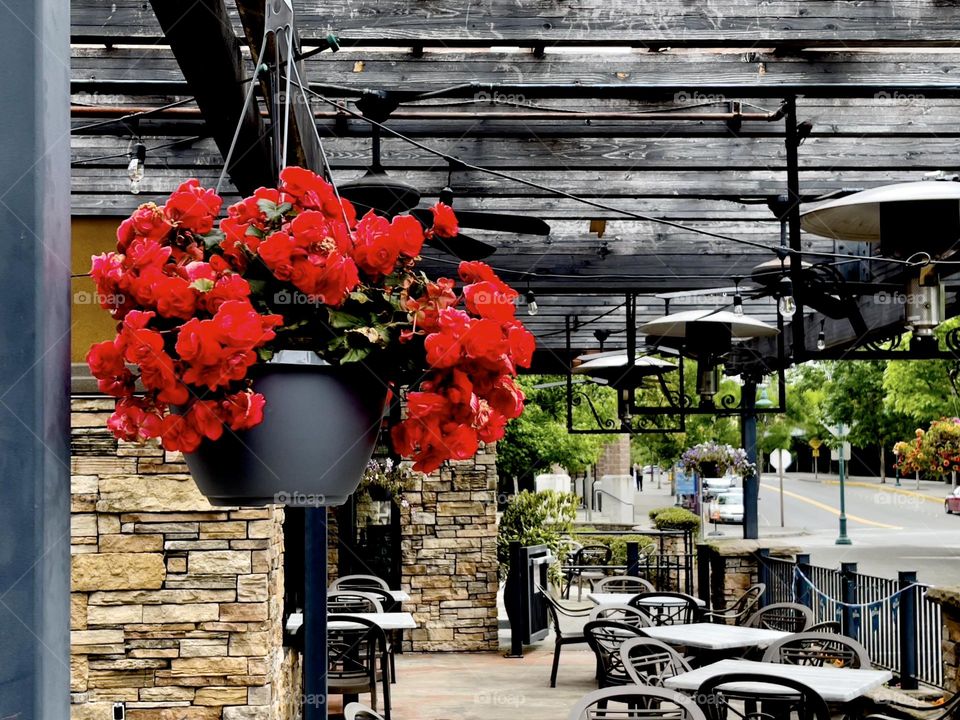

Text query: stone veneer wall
(399, 444), (500, 651)
(926, 587), (960, 693)
(596, 435), (632, 478)
(70, 397), (300, 720)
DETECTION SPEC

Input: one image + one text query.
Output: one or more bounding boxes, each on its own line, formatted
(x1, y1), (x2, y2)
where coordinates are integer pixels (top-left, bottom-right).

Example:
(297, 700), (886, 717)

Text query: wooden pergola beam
(149, 0), (272, 195)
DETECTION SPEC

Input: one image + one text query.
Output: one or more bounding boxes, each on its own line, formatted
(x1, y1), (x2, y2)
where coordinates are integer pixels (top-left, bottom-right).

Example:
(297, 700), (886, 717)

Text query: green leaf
(245, 224), (265, 239)
(247, 279), (267, 295)
(256, 198), (278, 217)
(200, 228), (225, 249)
(349, 290), (371, 304)
(257, 347), (275, 363)
(327, 310), (365, 329)
(341, 347), (371, 364)
(347, 326), (389, 345)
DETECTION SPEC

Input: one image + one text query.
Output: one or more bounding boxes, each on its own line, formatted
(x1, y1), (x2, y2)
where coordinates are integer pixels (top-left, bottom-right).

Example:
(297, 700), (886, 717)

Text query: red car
(945, 488), (960, 514)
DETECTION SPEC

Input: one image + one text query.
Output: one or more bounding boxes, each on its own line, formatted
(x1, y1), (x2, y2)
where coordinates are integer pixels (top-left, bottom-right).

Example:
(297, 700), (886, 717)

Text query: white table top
(588, 592), (706, 608)
(642, 623), (790, 650)
(664, 659), (893, 704)
(285, 611), (417, 634)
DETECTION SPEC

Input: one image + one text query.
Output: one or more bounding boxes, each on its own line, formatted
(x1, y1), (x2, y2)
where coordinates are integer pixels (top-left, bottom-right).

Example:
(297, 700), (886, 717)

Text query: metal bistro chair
(589, 603), (654, 629)
(327, 590), (384, 614)
(568, 686), (707, 720)
(541, 587), (593, 687)
(808, 620), (841, 633)
(700, 583), (765, 625)
(865, 690), (960, 720)
(762, 631), (872, 669)
(745, 602), (813, 632)
(696, 672), (831, 720)
(331, 574), (390, 591)
(583, 620), (650, 688)
(565, 545), (613, 600)
(344, 703), (386, 720)
(593, 575), (657, 594)
(619, 636), (692, 687)
(327, 615), (392, 720)
(627, 592), (701, 626)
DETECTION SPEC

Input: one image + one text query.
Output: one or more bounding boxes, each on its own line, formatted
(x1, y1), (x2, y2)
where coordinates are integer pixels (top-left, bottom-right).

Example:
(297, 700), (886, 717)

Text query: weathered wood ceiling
(69, 1), (960, 368)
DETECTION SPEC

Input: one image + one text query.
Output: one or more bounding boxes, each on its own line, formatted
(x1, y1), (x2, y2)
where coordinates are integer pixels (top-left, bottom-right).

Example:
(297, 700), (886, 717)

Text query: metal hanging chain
(215, 31), (271, 194)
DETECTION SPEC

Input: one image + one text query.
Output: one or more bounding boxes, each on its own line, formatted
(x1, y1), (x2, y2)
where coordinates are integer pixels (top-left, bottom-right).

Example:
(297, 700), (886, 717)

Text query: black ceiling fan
(336, 93), (551, 261)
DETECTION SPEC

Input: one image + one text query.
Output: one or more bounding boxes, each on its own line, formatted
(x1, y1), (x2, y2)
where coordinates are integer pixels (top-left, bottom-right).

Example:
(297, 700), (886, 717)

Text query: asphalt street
(702, 473), (960, 586)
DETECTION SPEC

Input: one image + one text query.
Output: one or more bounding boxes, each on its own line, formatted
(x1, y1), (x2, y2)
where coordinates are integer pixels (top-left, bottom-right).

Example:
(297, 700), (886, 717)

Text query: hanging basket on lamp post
(85, 168), (535, 506)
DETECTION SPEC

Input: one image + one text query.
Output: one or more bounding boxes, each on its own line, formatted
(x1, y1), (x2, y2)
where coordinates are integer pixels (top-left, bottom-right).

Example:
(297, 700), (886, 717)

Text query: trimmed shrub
(650, 506), (701, 533)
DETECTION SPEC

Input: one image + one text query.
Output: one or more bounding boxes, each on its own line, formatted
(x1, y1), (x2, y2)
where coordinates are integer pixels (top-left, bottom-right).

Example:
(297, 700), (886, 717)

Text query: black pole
(741, 380), (760, 539)
(304, 508), (328, 720)
(0, 1), (70, 718)
(840, 562), (859, 639)
(626, 541), (640, 577)
(784, 96), (807, 362)
(898, 571), (919, 691)
(506, 541), (524, 658)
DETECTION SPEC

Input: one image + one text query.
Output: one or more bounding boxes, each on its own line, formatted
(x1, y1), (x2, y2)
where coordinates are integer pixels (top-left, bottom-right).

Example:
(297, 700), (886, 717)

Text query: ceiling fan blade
(411, 208), (550, 236)
(453, 211), (551, 236)
(424, 232), (497, 261)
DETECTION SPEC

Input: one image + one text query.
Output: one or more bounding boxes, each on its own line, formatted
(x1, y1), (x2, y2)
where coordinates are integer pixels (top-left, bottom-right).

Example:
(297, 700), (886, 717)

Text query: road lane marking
(820, 480), (941, 504)
(760, 483), (904, 529)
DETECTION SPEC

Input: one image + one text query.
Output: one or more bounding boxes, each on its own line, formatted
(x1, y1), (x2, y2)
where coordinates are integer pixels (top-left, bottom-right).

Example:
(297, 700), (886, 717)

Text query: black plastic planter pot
(183, 351), (387, 507)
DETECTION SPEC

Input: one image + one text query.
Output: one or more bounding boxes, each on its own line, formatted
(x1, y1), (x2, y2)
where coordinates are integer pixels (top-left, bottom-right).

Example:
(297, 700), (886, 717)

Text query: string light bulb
(817, 320), (826, 351)
(525, 290), (539, 316)
(128, 142), (146, 195)
(777, 276), (796, 318)
(733, 281), (744, 316)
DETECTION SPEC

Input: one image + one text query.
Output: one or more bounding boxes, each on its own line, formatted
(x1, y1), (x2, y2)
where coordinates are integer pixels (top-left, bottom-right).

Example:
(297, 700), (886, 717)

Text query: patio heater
(801, 179), (960, 353)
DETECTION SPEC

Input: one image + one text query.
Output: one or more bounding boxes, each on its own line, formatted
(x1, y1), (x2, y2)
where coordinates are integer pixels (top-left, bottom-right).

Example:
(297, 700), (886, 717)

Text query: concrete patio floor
(327, 644), (598, 720)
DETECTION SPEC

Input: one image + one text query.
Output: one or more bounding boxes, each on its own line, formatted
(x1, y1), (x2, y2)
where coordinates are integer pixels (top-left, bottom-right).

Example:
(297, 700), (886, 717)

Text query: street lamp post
(827, 422), (852, 546)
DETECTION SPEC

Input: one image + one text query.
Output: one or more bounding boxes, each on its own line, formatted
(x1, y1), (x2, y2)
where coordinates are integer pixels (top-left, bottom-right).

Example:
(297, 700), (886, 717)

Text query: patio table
(641, 623), (788, 651)
(285, 611), (417, 634)
(587, 592), (706, 608)
(664, 658), (893, 703)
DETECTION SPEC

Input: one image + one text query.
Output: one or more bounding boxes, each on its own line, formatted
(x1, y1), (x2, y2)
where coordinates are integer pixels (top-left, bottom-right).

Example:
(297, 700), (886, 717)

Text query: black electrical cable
(71, 136), (205, 167)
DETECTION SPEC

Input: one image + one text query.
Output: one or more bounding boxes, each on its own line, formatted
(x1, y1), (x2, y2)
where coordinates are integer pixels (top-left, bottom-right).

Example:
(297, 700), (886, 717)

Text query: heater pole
(741, 380), (760, 540)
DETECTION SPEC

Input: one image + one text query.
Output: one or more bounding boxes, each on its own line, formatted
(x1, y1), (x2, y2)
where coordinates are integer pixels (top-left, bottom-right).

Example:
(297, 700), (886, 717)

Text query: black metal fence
(756, 551), (943, 689)
(574, 529), (695, 594)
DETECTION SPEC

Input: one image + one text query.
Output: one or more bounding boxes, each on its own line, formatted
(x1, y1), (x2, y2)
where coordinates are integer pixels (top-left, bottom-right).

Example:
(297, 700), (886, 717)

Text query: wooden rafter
(148, 0), (272, 195)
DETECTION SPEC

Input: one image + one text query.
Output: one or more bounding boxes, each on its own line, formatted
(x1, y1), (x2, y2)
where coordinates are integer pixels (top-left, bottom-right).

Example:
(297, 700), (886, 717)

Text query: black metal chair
(589, 603), (654, 629)
(344, 703), (385, 720)
(327, 615), (392, 720)
(745, 602), (813, 632)
(593, 575), (656, 594)
(331, 574), (390, 591)
(627, 591), (701, 626)
(696, 672), (831, 720)
(762, 631), (872, 669)
(619, 636), (692, 687)
(583, 620), (650, 688)
(565, 545), (613, 600)
(568, 686), (708, 720)
(327, 590), (384, 613)
(807, 620), (841, 633)
(541, 589), (593, 687)
(701, 583), (765, 625)
(864, 690), (960, 720)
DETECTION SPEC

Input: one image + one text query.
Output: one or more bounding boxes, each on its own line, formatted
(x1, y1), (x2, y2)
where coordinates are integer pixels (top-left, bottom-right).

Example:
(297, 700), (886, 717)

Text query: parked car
(945, 487), (960, 514)
(709, 488), (744, 524)
(702, 474), (735, 499)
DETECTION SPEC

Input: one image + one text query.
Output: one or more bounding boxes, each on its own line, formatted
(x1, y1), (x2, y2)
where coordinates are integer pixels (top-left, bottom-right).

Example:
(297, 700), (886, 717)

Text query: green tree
(883, 319), (960, 425)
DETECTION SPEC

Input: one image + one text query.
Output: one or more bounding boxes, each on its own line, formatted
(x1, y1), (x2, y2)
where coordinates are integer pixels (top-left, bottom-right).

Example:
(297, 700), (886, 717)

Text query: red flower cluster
(88, 180), (281, 452)
(392, 262), (534, 472)
(89, 167), (535, 473)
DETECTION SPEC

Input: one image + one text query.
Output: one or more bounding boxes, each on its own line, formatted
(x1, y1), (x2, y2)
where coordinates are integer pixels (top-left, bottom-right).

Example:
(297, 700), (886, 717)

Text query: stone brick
(223, 707), (271, 720)
(72, 593), (88, 630)
(179, 639), (230, 658)
(237, 574), (269, 602)
(193, 686), (248, 705)
(72, 654), (89, 692)
(72, 554), (166, 591)
(188, 550), (251, 575)
(100, 534), (164, 553)
(97, 475), (213, 512)
(169, 657), (248, 677)
(219, 603), (268, 622)
(87, 604), (143, 625)
(141, 604), (221, 624)
(89, 589), (236, 605)
(199, 521), (247, 539)
(228, 632), (270, 657)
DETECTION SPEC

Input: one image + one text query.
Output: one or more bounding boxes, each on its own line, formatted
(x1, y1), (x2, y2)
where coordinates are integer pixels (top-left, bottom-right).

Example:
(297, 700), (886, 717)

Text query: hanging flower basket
(86, 168), (534, 505)
(680, 442), (753, 478)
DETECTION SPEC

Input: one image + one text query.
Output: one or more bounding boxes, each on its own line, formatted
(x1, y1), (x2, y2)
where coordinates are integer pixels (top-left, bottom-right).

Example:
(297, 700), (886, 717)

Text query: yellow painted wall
(72, 217), (122, 362)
